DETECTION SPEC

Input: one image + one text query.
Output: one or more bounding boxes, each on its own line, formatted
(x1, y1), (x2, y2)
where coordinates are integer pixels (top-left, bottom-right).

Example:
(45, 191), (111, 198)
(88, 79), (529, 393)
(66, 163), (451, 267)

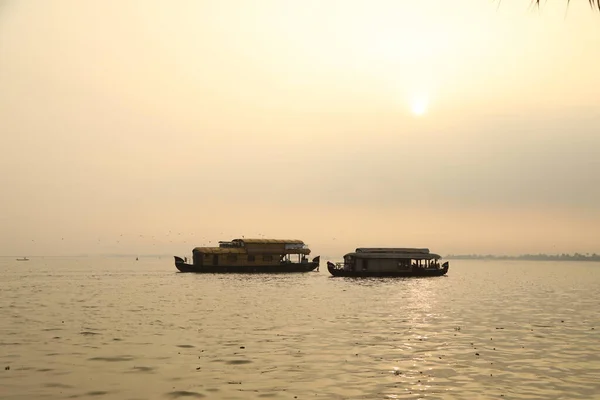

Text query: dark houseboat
(327, 247), (449, 277)
(174, 238), (320, 273)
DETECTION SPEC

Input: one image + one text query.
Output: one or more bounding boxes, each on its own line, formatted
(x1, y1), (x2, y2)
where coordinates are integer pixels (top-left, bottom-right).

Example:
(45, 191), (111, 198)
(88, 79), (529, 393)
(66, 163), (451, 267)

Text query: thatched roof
(356, 248), (430, 254)
(193, 247), (246, 254)
(347, 252), (441, 260)
(233, 239), (305, 245)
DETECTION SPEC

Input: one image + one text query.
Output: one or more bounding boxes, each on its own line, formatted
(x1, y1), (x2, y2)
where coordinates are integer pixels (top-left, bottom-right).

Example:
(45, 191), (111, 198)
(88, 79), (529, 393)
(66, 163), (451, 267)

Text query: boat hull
(174, 256), (319, 273)
(327, 262), (449, 277)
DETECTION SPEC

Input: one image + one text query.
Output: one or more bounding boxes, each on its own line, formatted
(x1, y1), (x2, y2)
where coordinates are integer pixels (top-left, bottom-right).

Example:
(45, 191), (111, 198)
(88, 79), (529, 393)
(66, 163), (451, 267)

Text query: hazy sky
(1, 0), (599, 257)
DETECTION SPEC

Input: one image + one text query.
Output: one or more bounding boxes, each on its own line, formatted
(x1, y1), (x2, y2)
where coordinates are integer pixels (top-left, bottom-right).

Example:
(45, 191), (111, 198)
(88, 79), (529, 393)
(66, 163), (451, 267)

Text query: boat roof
(356, 248), (430, 254)
(193, 247), (246, 254)
(192, 245), (310, 255)
(232, 239), (305, 244)
(347, 252), (441, 260)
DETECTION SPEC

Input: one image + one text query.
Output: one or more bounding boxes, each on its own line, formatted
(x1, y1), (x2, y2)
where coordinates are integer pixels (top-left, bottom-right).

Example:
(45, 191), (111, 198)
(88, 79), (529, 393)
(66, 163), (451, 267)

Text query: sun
(410, 95), (429, 116)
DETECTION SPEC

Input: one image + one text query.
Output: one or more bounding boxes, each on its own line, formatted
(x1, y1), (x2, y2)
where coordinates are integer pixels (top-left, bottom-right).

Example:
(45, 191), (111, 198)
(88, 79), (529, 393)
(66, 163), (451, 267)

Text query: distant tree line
(445, 253), (600, 261)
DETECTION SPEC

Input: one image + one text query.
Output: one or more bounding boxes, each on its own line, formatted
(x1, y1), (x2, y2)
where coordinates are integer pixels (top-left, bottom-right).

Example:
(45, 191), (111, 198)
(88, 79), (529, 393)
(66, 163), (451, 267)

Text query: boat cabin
(191, 238), (311, 267)
(340, 247), (443, 273)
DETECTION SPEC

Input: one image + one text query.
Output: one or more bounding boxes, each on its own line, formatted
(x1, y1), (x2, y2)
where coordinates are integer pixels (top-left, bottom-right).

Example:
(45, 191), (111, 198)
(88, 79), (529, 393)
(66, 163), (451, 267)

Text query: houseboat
(174, 238), (320, 273)
(326, 247), (449, 277)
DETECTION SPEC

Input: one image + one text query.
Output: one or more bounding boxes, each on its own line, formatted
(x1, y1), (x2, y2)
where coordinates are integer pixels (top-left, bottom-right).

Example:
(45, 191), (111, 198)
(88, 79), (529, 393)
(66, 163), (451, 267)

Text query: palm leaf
(534, 0), (600, 9)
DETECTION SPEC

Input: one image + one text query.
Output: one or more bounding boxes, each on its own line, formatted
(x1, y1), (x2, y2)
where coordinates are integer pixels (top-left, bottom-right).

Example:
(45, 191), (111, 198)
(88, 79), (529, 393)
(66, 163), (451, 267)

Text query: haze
(1, 1), (599, 258)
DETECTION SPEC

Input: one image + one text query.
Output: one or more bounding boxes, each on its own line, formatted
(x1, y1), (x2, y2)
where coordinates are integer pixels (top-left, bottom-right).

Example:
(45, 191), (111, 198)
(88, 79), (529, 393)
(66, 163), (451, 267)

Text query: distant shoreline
(445, 254), (600, 262)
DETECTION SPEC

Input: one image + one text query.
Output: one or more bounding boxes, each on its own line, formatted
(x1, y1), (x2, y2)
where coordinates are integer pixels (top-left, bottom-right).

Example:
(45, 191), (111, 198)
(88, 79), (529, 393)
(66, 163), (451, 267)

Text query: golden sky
(1, 1), (599, 257)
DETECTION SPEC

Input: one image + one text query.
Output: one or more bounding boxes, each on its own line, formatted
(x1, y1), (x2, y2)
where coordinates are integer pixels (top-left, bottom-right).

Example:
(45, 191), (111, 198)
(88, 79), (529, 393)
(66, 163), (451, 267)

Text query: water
(1, 257), (599, 399)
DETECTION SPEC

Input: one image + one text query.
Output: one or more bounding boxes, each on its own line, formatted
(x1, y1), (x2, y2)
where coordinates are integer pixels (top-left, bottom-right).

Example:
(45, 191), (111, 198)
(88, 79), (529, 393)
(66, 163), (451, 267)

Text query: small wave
(166, 390), (205, 398)
(85, 391), (110, 396)
(130, 366), (155, 373)
(226, 359), (252, 365)
(88, 356), (135, 362)
(44, 383), (74, 388)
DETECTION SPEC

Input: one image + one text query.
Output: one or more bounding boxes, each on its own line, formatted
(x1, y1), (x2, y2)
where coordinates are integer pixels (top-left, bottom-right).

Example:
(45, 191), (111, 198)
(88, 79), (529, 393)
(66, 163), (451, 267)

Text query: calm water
(1, 257), (599, 400)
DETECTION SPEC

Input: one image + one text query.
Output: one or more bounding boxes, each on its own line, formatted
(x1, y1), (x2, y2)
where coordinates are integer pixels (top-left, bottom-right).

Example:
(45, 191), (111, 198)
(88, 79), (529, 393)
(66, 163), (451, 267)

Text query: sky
(1, 0), (599, 258)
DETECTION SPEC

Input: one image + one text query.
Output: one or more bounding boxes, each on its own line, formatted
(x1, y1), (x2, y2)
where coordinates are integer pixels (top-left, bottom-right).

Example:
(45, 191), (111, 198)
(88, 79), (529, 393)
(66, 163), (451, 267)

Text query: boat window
(262, 255), (273, 262)
(248, 255), (255, 262)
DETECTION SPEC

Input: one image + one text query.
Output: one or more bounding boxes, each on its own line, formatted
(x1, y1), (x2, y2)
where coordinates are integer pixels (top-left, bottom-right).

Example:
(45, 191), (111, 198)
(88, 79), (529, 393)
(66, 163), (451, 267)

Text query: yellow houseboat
(174, 238), (320, 273)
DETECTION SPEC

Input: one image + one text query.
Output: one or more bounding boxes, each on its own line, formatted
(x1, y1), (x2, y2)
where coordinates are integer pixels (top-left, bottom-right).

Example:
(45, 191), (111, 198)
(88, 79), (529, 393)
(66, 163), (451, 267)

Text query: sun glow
(410, 95), (429, 116)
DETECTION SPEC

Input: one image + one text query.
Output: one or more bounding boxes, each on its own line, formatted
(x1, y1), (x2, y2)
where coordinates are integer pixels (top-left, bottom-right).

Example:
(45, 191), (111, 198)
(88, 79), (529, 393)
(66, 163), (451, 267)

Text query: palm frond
(534, 0), (600, 9)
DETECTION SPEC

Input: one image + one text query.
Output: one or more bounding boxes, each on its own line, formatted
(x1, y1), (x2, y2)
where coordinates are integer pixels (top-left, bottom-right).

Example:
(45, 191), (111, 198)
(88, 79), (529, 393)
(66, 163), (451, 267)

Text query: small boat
(327, 247), (449, 277)
(16, 257), (29, 261)
(174, 238), (320, 273)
